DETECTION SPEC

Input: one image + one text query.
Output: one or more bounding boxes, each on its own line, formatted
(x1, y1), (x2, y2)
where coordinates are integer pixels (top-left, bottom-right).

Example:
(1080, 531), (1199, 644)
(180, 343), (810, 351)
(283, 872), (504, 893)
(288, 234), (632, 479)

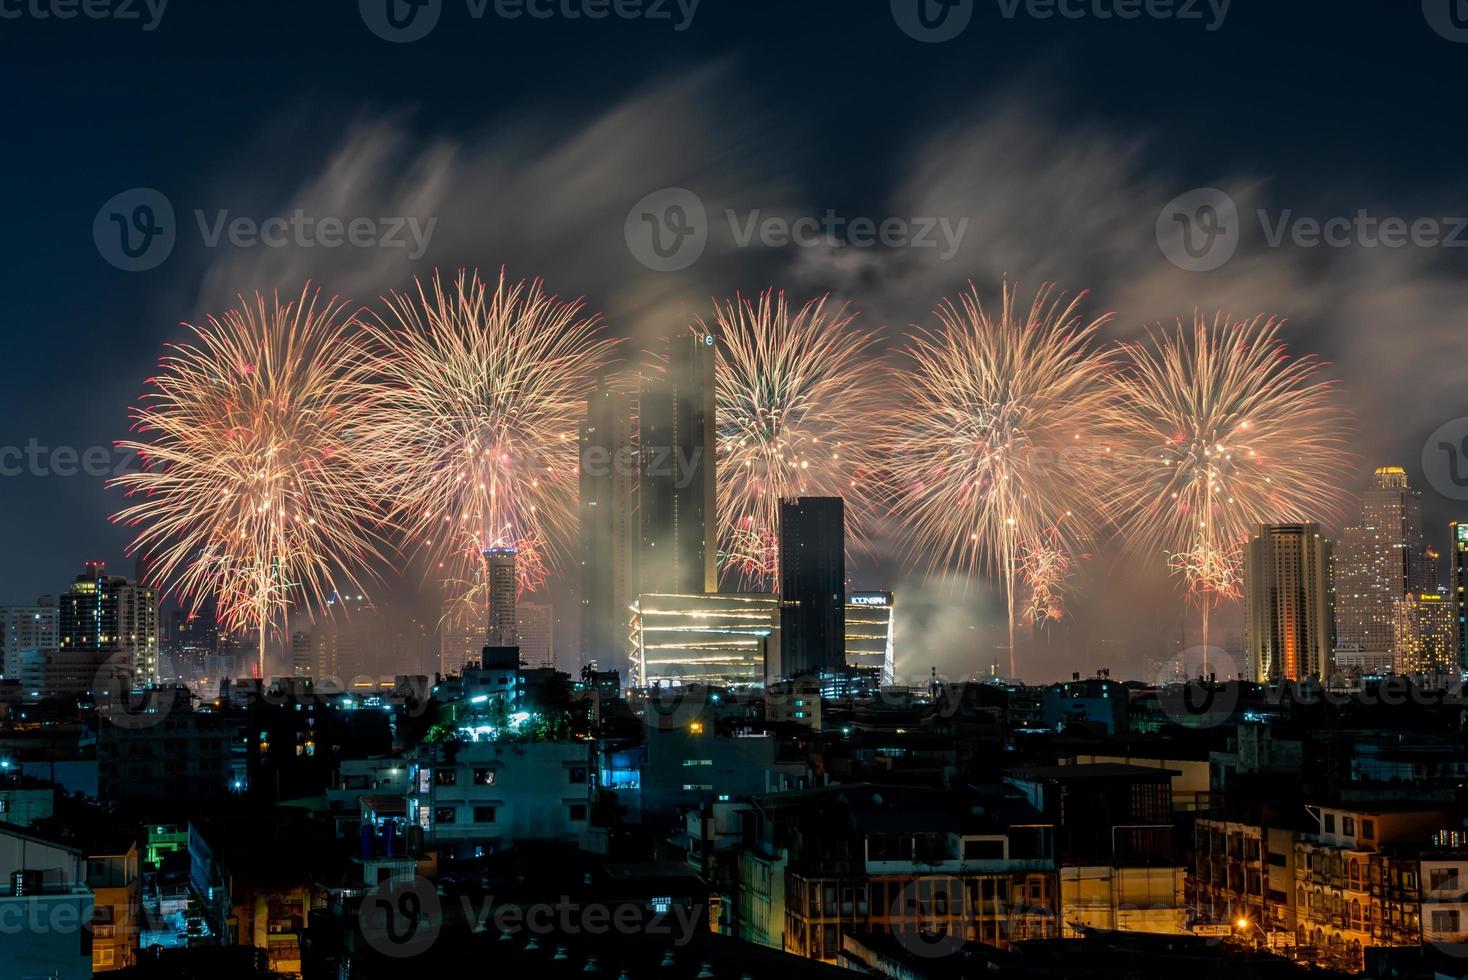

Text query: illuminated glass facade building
(1243, 523), (1333, 682)
(1334, 467), (1426, 657)
(631, 592), (778, 687)
(844, 591), (894, 685)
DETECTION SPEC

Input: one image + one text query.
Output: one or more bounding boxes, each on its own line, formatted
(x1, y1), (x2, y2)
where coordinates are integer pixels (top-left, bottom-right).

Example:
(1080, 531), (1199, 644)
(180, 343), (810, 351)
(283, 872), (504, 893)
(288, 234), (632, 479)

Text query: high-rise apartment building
(58, 561), (158, 688)
(639, 332), (717, 596)
(1335, 467), (1425, 656)
(484, 547), (518, 648)
(1450, 522), (1468, 670)
(290, 631), (312, 677)
(1243, 523), (1333, 682)
(0, 597), (56, 681)
(1393, 588), (1456, 674)
(579, 386), (637, 675)
(516, 602), (555, 669)
(779, 497), (846, 679)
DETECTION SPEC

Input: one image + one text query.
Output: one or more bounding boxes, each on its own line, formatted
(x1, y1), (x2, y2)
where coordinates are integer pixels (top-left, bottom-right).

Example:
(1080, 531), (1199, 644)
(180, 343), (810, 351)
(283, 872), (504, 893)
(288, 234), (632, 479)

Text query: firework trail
(1020, 521), (1088, 626)
(112, 286), (386, 679)
(1102, 312), (1351, 662)
(361, 269), (614, 625)
(709, 290), (881, 588)
(882, 283), (1115, 678)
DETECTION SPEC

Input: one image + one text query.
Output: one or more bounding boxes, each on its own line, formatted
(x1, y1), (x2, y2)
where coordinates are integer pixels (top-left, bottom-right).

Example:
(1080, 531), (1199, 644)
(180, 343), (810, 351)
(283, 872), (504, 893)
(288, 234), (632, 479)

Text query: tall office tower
(639, 331), (718, 595)
(0, 597), (57, 680)
(844, 591), (895, 685)
(1243, 524), (1333, 682)
(778, 497), (846, 678)
(1451, 522), (1468, 670)
(1393, 588), (1456, 674)
(1334, 467), (1426, 656)
(516, 603), (555, 669)
(312, 592), (375, 680)
(58, 561), (158, 686)
(484, 548), (518, 647)
(580, 386), (637, 674)
(290, 631), (313, 677)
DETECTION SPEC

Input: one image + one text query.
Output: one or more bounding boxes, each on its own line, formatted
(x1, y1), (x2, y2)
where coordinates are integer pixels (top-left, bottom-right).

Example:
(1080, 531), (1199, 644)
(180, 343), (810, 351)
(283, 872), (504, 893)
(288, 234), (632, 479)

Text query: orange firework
(111, 286), (387, 678)
(360, 269), (615, 625)
(709, 290), (881, 588)
(1102, 312), (1352, 655)
(881, 282), (1115, 678)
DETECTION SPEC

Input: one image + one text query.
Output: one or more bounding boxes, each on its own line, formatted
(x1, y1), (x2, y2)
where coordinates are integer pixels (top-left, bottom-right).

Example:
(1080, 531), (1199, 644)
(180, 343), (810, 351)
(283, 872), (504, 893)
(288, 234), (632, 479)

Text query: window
(1343, 816), (1356, 836)
(1430, 869), (1460, 895)
(1433, 910), (1462, 933)
(473, 768), (496, 786)
(1324, 814), (1336, 833)
(473, 806), (497, 823)
(568, 803), (587, 821)
(1361, 819), (1375, 840)
(568, 766), (588, 784)
(434, 807), (457, 824)
(434, 768), (458, 786)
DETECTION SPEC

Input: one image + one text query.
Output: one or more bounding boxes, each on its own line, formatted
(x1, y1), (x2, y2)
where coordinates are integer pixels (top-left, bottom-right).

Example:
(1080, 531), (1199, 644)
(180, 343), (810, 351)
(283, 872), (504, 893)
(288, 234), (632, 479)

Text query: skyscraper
(290, 631), (312, 677)
(1334, 467), (1425, 657)
(579, 386), (637, 674)
(57, 561), (159, 689)
(639, 331), (717, 596)
(484, 547), (518, 648)
(779, 497), (846, 678)
(1243, 523), (1333, 682)
(1450, 522), (1468, 670)
(1393, 588), (1456, 674)
(516, 602), (555, 670)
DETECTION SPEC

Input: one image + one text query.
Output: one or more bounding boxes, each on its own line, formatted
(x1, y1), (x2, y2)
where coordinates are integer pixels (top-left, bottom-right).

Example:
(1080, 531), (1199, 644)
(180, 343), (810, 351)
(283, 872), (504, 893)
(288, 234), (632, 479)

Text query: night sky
(5, 1), (1467, 679)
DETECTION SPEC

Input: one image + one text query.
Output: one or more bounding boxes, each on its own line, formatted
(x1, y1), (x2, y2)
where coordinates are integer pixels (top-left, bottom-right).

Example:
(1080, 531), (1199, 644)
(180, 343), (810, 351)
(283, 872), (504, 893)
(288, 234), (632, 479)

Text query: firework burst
(361, 269), (614, 623)
(1102, 312), (1351, 654)
(709, 290), (880, 587)
(111, 286), (386, 678)
(882, 282), (1115, 677)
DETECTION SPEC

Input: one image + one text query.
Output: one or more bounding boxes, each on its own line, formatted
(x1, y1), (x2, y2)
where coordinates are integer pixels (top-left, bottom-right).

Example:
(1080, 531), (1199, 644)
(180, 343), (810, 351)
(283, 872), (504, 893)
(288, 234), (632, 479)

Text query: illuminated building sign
(848, 593), (891, 607)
